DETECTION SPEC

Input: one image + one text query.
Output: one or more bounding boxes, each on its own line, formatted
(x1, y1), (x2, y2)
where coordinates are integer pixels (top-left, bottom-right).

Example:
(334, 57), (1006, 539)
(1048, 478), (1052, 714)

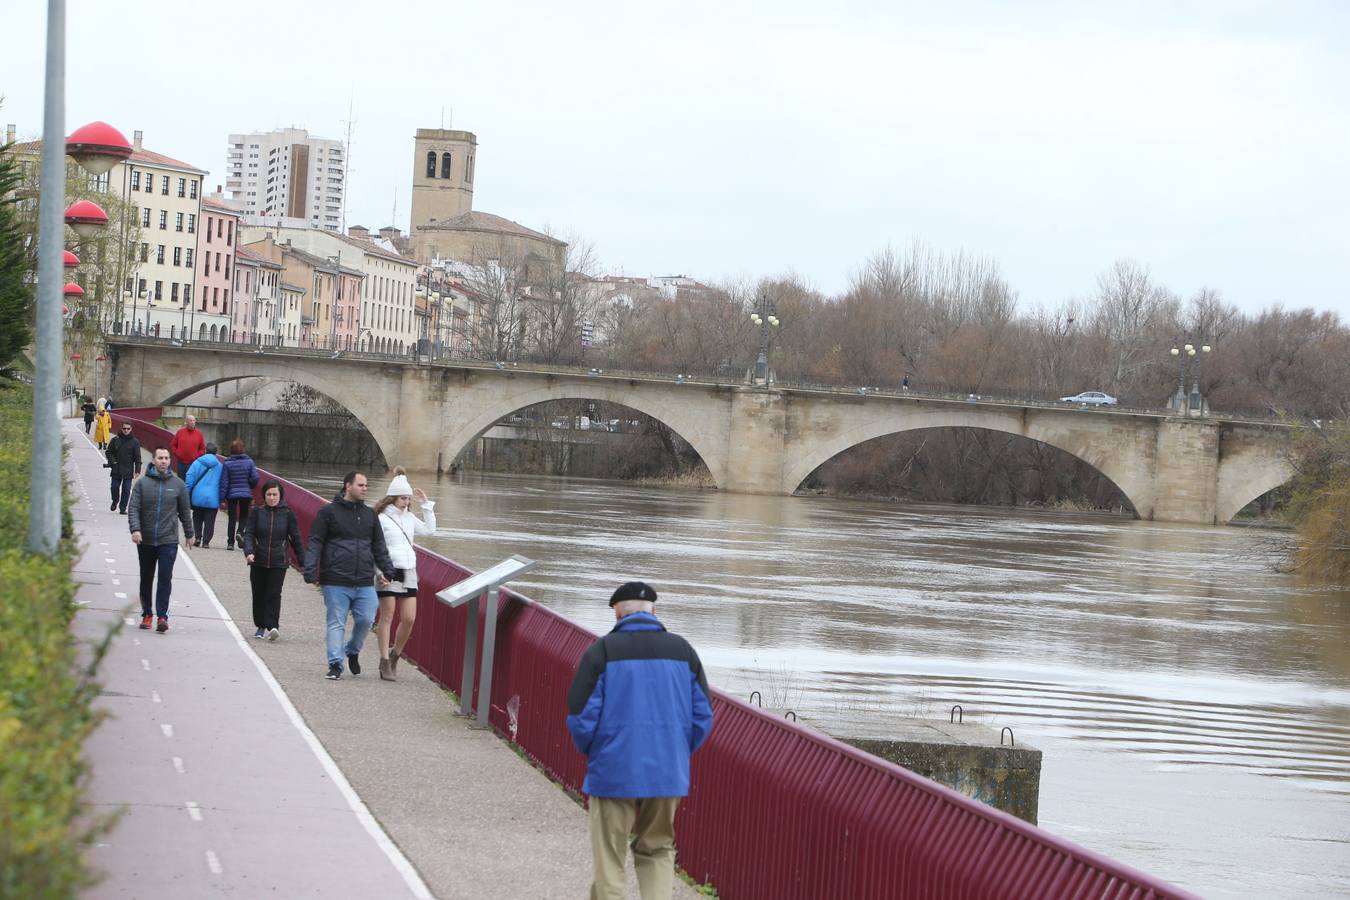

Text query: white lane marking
(123, 616), (136, 626)
(114, 592), (126, 599)
(161, 724), (174, 738)
(112, 578), (120, 586)
(205, 850), (222, 874)
(178, 552), (433, 900)
(151, 690), (161, 703)
(140, 659), (150, 671)
(172, 756), (185, 774)
(185, 801), (203, 822)
(104, 558), (115, 563)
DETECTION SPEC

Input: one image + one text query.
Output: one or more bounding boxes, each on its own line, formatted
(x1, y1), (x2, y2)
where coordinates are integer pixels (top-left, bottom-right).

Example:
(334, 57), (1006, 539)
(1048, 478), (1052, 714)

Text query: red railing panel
(105, 410), (1196, 900)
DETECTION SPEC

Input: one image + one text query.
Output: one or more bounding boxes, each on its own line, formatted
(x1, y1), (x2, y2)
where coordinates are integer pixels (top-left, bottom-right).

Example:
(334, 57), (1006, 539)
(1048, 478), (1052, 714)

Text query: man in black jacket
(104, 422), (142, 514)
(304, 470), (396, 680)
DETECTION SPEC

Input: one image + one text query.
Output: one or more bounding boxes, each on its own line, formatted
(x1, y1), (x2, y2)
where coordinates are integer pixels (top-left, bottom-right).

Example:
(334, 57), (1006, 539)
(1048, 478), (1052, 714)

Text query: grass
(0, 380), (116, 899)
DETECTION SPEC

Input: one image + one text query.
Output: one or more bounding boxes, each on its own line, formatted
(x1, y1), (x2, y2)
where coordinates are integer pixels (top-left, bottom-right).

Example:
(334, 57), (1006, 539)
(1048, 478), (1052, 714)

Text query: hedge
(0, 380), (107, 899)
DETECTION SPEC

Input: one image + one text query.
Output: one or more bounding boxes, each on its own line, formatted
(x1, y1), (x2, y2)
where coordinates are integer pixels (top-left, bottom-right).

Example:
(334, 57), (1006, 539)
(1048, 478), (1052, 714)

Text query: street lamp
(64, 199), (110, 239)
(1169, 339), (1211, 415)
(65, 121), (133, 176)
(63, 249), (80, 269)
(749, 292), (780, 384)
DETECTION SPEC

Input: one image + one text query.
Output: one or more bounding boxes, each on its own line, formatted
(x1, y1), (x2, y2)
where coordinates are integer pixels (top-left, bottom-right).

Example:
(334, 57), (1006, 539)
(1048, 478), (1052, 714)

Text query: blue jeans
(322, 584), (378, 666)
(110, 475), (133, 513)
(137, 542), (179, 617)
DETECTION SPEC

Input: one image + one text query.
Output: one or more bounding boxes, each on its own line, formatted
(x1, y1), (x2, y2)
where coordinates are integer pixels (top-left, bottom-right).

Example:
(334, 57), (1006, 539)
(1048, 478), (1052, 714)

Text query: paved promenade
(67, 418), (699, 899)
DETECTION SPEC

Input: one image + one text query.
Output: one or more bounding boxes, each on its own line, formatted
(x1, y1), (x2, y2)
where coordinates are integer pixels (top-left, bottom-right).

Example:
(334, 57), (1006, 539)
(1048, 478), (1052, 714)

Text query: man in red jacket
(169, 414), (207, 480)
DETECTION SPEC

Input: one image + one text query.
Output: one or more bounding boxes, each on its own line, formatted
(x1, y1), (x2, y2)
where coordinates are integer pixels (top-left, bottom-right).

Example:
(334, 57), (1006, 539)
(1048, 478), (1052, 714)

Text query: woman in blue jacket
(220, 438), (260, 551)
(184, 443), (224, 548)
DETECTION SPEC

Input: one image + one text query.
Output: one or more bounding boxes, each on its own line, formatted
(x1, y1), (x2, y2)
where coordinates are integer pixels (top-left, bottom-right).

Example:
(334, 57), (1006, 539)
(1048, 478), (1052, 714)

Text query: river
(269, 465), (1350, 898)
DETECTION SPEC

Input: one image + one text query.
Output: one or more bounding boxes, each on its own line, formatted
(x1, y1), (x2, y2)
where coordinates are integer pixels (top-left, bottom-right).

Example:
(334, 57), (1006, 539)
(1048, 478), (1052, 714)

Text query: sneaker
(156, 617), (168, 634)
(346, 653), (361, 676)
(226, 542), (234, 551)
(254, 627), (266, 639)
(138, 614), (153, 630)
(379, 658), (396, 682)
(326, 663), (342, 680)
(266, 628), (279, 642)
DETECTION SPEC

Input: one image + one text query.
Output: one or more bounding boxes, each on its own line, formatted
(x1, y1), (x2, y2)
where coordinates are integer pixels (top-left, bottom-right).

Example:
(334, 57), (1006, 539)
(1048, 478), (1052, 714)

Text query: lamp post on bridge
(1169, 339), (1211, 416)
(748, 292), (779, 385)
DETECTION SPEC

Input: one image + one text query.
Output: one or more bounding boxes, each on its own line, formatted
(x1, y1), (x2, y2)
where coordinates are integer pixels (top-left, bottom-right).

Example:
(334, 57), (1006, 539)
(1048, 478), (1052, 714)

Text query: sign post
(436, 555), (538, 728)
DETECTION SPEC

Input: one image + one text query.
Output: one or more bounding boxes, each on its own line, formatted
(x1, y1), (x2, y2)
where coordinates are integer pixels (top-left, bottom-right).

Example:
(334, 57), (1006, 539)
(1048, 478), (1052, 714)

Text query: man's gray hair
(614, 599), (655, 616)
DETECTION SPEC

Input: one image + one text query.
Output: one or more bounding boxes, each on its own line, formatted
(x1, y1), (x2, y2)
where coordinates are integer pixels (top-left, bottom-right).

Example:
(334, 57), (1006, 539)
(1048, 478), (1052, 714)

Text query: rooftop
(419, 210), (565, 246)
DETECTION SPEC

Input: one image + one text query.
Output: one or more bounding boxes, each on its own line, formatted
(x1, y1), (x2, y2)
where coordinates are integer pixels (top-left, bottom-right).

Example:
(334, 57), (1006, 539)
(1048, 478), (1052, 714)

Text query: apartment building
(194, 196), (240, 341)
(231, 246), (284, 345)
(226, 128), (345, 231)
(240, 223), (418, 354)
(240, 234), (362, 350)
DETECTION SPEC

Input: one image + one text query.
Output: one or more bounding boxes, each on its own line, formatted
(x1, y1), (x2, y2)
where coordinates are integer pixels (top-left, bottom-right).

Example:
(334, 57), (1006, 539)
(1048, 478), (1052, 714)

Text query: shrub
(0, 381), (108, 899)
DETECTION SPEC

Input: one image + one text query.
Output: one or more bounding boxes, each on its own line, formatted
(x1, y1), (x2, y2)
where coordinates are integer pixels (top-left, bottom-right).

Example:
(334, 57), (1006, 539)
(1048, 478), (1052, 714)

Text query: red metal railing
(110, 409), (1196, 900)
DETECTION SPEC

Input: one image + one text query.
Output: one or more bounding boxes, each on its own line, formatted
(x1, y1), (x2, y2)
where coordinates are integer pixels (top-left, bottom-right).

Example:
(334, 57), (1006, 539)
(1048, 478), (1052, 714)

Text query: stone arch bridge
(107, 338), (1295, 525)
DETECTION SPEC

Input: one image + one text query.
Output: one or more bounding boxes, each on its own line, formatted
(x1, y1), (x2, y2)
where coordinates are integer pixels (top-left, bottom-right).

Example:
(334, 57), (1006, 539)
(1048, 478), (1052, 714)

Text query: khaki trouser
(588, 795), (681, 900)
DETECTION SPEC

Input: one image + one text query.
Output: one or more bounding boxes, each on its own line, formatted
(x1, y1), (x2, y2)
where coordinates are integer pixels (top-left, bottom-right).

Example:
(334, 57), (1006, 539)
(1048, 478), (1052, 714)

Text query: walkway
(67, 418), (699, 899)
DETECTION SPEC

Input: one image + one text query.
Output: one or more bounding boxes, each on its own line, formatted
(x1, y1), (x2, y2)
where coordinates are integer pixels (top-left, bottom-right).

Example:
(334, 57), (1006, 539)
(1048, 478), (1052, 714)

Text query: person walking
(127, 446), (194, 633)
(241, 479), (304, 642)
(92, 403), (112, 450)
(184, 442), (224, 548)
(304, 470), (396, 680)
(169, 414), (206, 480)
(81, 396), (97, 434)
(104, 421), (142, 514)
(220, 438), (259, 551)
(566, 582), (715, 900)
(372, 468), (436, 681)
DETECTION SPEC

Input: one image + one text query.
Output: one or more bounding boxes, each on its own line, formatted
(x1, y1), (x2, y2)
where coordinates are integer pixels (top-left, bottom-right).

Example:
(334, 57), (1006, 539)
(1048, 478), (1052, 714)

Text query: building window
(154, 280), (163, 300)
(466, 155), (474, 183)
(224, 257), (231, 279)
(175, 212), (184, 232)
(144, 177), (153, 194)
(185, 248), (194, 267)
(139, 242), (148, 263)
(222, 289), (229, 314)
(156, 245), (165, 264)
(141, 208), (150, 227)
(203, 255), (210, 276)
(131, 171), (141, 191)
(189, 180), (198, 199)
(184, 285), (192, 307)
(173, 247), (182, 266)
(425, 150), (436, 178)
(138, 277), (147, 297)
(217, 218), (223, 238)
(215, 252), (221, 272)
(206, 219), (212, 243)
(158, 210), (167, 230)
(161, 175), (169, 195)
(441, 152), (451, 179)
(226, 221), (233, 245)
(177, 177), (186, 198)
(171, 283), (179, 303)
(187, 213), (195, 234)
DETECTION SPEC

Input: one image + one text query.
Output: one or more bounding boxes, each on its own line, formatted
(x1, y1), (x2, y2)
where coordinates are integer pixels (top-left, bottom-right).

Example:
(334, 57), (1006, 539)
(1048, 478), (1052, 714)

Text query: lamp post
(748, 292), (779, 384)
(28, 2), (128, 553)
(1169, 339), (1211, 415)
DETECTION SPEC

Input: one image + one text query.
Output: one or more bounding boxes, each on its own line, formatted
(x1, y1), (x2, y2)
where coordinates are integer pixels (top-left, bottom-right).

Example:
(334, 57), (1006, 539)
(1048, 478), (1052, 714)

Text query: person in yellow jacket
(93, 404), (113, 450)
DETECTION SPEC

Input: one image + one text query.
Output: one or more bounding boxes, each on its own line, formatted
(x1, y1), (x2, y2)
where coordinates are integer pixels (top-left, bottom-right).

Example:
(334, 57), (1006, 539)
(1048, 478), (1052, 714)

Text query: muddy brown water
(273, 465), (1350, 898)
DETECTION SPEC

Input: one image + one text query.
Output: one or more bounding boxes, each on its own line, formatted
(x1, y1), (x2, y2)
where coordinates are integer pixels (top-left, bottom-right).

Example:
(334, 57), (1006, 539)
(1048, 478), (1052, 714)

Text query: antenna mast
(340, 92), (356, 232)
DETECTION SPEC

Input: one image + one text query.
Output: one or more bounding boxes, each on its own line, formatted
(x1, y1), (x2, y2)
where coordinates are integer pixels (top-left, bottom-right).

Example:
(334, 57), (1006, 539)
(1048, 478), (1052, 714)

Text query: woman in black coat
(240, 479), (304, 641)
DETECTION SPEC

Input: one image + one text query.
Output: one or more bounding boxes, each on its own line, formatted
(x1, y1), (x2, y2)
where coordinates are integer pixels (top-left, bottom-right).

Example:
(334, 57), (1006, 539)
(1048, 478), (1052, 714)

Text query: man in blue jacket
(566, 582), (714, 900)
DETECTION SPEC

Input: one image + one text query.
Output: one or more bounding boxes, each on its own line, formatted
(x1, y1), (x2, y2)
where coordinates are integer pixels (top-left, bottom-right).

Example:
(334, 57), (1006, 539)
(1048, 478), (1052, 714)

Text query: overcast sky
(4, 1), (1347, 314)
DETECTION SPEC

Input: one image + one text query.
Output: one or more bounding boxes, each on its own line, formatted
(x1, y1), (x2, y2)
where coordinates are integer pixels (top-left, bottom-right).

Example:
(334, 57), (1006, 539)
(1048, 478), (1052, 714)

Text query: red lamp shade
(70, 353), (82, 360)
(64, 200), (109, 238)
(66, 121), (133, 176)
(63, 249), (81, 268)
(64, 282), (85, 299)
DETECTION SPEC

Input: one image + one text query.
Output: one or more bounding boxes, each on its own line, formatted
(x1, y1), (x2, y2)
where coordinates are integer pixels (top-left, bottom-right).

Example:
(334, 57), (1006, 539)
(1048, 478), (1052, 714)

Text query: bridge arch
(133, 358), (401, 469)
(782, 404), (1152, 517)
(443, 380), (730, 488)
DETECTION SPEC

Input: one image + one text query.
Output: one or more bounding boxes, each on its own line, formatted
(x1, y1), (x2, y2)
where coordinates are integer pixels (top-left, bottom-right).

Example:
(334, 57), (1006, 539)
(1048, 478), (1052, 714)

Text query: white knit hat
(385, 474), (413, 497)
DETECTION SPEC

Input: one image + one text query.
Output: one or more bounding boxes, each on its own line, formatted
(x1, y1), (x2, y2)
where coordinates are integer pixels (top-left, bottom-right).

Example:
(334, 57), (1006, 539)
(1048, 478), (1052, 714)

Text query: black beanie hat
(609, 581), (658, 607)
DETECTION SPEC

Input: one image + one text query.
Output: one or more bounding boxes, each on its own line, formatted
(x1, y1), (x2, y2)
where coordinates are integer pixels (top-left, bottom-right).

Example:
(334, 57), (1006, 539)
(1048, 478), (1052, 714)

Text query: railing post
(459, 593), (478, 717)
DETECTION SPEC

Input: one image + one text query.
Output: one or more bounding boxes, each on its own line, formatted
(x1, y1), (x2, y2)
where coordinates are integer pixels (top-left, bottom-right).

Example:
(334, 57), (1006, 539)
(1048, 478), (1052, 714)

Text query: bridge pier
(724, 388), (790, 494)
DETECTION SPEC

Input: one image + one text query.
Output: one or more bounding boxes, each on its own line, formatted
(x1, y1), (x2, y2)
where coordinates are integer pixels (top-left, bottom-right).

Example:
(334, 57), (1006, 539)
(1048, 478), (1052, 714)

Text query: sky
(3, 0), (1348, 314)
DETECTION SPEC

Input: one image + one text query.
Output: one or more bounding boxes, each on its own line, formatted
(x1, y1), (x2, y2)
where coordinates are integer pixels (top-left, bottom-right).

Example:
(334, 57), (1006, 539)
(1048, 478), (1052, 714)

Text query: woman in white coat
(373, 468), (436, 681)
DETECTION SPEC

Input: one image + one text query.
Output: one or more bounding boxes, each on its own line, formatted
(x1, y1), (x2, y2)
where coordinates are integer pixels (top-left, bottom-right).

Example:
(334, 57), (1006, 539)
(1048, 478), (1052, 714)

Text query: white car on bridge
(1060, 391), (1118, 407)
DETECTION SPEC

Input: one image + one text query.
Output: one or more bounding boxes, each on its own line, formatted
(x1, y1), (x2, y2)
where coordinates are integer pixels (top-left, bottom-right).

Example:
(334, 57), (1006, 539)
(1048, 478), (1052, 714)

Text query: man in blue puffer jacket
(566, 581), (714, 900)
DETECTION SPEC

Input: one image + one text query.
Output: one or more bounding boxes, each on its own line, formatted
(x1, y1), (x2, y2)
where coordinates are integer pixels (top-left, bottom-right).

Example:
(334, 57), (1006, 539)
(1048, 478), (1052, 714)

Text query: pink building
(334, 266), (362, 349)
(195, 194), (241, 341)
